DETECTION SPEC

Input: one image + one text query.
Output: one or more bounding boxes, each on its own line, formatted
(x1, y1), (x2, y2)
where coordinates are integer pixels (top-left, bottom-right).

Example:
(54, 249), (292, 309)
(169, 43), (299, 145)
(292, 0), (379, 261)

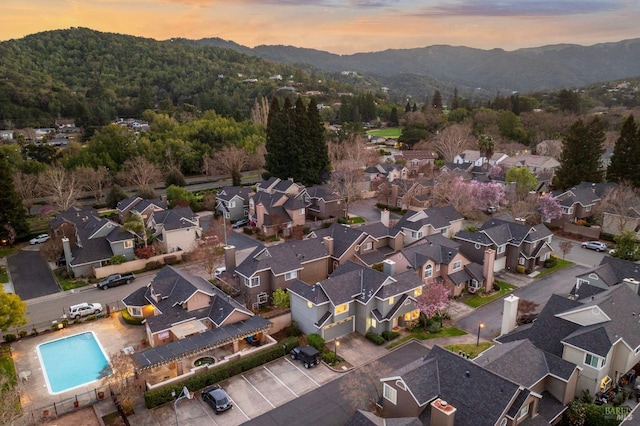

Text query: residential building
(393, 150), (437, 172)
(499, 154), (560, 178)
(148, 206), (201, 254)
(453, 149), (508, 167)
(551, 182), (613, 227)
(377, 179), (432, 211)
(304, 184), (344, 220)
(364, 163), (409, 183)
(394, 205), (464, 245)
(570, 256), (640, 300)
(116, 195), (167, 223)
(248, 191), (307, 237)
(215, 186), (252, 222)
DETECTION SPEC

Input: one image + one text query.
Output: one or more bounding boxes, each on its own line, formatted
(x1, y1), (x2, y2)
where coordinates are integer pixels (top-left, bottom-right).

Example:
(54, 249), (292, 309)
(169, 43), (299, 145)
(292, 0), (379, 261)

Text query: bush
(284, 321), (302, 337)
(18, 330), (28, 338)
(109, 255), (127, 265)
(322, 351), (339, 365)
(164, 255), (177, 265)
(492, 282), (500, 291)
(135, 246), (155, 259)
(544, 257), (557, 268)
(145, 261), (161, 271)
(85, 314), (97, 321)
(3, 333), (16, 343)
(427, 323), (442, 334)
(525, 268), (532, 275)
(381, 330), (400, 341)
(144, 336), (300, 408)
(121, 309), (145, 325)
(516, 265), (526, 274)
(165, 169), (186, 187)
(307, 334), (325, 353)
(365, 332), (386, 345)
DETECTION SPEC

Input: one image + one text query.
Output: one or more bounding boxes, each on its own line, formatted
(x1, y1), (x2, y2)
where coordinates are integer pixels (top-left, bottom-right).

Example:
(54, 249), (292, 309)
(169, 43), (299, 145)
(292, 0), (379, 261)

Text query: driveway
(550, 236), (608, 267)
(7, 248), (59, 300)
(349, 198), (401, 224)
(456, 264), (588, 340)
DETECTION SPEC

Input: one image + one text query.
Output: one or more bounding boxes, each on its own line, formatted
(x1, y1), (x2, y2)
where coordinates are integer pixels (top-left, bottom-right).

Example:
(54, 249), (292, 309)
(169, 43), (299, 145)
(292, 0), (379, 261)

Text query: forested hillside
(0, 28), (362, 129)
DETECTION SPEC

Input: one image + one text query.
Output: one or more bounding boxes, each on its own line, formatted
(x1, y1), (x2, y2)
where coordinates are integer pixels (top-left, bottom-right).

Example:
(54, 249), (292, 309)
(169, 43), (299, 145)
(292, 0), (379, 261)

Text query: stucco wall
(94, 251), (183, 278)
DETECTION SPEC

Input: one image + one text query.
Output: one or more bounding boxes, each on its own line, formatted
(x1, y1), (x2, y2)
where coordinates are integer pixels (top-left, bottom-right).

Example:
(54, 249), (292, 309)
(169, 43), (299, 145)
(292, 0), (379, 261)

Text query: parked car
(29, 234), (50, 245)
(67, 303), (103, 319)
(485, 206), (497, 214)
(581, 241), (608, 252)
(290, 345), (321, 368)
(232, 218), (249, 229)
(202, 385), (233, 414)
(96, 273), (136, 290)
(214, 267), (226, 279)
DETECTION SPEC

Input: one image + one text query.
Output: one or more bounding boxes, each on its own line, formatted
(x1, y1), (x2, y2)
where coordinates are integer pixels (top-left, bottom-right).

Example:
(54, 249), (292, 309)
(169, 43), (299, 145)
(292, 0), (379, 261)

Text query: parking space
(151, 355), (340, 425)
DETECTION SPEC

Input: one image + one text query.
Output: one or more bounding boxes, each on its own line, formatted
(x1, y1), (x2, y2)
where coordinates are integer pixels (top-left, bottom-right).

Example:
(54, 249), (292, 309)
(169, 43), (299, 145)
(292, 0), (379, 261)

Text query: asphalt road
(550, 236), (608, 268)
(244, 341), (430, 426)
(7, 249), (59, 300)
(456, 264), (588, 340)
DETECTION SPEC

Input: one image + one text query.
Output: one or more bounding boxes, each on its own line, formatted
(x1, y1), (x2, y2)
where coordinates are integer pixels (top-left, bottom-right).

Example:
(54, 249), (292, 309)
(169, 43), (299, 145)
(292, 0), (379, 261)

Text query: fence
(93, 251), (184, 279)
(19, 385), (113, 425)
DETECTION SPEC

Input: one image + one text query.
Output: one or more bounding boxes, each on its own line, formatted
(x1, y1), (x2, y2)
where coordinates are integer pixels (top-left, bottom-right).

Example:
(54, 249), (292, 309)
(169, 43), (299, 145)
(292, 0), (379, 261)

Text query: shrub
(544, 257), (557, 268)
(145, 261), (161, 271)
(121, 309), (145, 325)
(135, 246), (155, 259)
(285, 321), (302, 337)
(144, 336), (300, 408)
(3, 333), (16, 343)
(85, 314), (97, 321)
(164, 255), (177, 265)
(427, 323), (442, 334)
(492, 282), (500, 292)
(109, 255), (127, 265)
(165, 169), (186, 187)
(322, 351), (339, 365)
(516, 265), (526, 274)
(381, 330), (400, 341)
(307, 334), (325, 352)
(525, 268), (532, 275)
(365, 332), (386, 345)
(18, 330), (28, 338)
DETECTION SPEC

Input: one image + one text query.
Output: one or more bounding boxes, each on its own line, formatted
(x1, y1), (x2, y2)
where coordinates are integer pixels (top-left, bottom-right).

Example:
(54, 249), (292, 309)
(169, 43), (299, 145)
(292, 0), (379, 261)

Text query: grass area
(464, 280), (517, 309)
(444, 342), (494, 359)
(0, 266), (8, 283)
(0, 246), (17, 259)
(386, 327), (467, 350)
(0, 345), (17, 386)
(54, 269), (92, 291)
(535, 258), (574, 278)
(366, 128), (402, 138)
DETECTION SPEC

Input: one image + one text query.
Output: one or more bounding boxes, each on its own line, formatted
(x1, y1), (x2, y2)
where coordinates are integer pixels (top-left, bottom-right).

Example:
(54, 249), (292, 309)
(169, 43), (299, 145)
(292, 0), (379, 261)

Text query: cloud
(418, 0), (624, 17)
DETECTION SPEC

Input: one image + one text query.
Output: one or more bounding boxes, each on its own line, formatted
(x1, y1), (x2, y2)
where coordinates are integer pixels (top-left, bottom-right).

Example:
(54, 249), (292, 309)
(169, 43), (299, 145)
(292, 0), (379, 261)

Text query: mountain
(190, 38), (640, 100)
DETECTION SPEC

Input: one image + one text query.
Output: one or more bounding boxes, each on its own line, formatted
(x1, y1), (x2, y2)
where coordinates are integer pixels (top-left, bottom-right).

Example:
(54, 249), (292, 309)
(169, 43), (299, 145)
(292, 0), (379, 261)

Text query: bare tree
(432, 123), (474, 162)
(77, 166), (112, 204)
(558, 240), (573, 260)
(12, 170), (41, 213)
(117, 156), (162, 190)
(99, 352), (146, 415)
(328, 137), (369, 218)
(0, 374), (23, 424)
(250, 96), (269, 129)
(339, 360), (393, 413)
(38, 165), (80, 211)
(192, 219), (226, 280)
(205, 146), (250, 187)
(517, 299), (540, 324)
(592, 183), (639, 234)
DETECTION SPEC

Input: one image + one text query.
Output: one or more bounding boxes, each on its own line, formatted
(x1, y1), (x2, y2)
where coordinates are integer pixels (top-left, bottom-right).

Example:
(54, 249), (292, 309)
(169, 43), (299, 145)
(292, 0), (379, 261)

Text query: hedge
(307, 333), (325, 352)
(144, 336), (300, 408)
(366, 332), (386, 345)
(381, 330), (400, 341)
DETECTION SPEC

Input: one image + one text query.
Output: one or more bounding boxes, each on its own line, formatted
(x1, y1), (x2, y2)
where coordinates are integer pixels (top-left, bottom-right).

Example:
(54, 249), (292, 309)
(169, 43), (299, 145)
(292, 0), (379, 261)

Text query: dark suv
(202, 385), (233, 414)
(290, 345), (321, 368)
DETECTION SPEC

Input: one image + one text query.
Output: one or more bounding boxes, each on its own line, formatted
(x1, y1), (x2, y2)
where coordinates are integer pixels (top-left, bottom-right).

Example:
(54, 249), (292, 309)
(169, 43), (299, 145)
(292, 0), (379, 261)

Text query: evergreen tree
(405, 101), (412, 113)
(389, 107), (399, 127)
(607, 115), (640, 186)
(412, 103), (417, 112)
(0, 157), (28, 240)
(555, 117), (605, 190)
(306, 98), (329, 185)
(263, 97), (286, 180)
(431, 90), (443, 110)
(451, 87), (460, 110)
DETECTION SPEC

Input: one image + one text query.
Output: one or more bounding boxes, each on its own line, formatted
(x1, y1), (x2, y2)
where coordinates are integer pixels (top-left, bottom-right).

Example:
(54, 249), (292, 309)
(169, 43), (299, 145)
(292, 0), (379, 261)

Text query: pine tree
(451, 87), (460, 110)
(432, 90), (443, 110)
(405, 101), (411, 113)
(0, 157), (28, 240)
(607, 115), (640, 186)
(389, 107), (399, 127)
(555, 117), (605, 190)
(306, 98), (329, 185)
(263, 97), (286, 180)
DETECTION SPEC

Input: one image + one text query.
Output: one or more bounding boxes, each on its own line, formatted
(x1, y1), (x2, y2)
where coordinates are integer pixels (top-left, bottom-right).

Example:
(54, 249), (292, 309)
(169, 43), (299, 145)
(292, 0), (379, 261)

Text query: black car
(290, 345), (321, 368)
(202, 385), (233, 414)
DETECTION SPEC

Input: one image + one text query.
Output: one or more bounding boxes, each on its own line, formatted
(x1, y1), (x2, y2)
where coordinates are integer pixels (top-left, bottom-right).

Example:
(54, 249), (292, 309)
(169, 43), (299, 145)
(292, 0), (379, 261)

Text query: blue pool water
(37, 331), (112, 394)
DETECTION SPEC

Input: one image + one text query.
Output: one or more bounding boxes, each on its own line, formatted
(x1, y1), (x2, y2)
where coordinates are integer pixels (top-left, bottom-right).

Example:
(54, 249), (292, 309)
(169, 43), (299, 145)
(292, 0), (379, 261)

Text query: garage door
(494, 256), (506, 272)
(323, 316), (354, 341)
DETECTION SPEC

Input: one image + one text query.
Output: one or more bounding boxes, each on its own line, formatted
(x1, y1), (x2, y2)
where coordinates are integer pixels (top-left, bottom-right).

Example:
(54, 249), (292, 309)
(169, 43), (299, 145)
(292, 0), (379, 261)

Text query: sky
(2, 0), (639, 54)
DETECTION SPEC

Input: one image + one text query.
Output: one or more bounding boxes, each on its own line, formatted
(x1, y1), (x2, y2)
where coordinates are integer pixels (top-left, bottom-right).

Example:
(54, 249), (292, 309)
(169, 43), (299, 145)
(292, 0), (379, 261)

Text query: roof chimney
(482, 249), (495, 292)
(224, 245), (237, 272)
(323, 236), (334, 256)
(381, 209), (390, 227)
(383, 259), (395, 276)
(430, 398), (456, 426)
(501, 295), (519, 336)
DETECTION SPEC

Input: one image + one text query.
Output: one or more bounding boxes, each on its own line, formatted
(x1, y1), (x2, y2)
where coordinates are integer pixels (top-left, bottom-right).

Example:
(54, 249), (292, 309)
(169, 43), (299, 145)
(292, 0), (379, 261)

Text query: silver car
(581, 241), (607, 252)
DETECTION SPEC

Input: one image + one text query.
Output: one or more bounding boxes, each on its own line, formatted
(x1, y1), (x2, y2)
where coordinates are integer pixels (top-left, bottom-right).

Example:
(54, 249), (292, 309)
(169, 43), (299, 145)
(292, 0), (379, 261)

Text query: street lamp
(334, 339), (340, 360)
(172, 386), (193, 425)
(476, 322), (485, 347)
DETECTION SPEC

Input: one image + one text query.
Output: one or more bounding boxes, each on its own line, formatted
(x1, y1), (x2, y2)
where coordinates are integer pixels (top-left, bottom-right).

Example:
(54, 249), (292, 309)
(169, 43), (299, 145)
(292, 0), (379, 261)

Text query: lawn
(464, 280), (517, 309)
(386, 327), (467, 350)
(0, 345), (16, 386)
(0, 246), (17, 259)
(0, 266), (8, 283)
(535, 258), (573, 278)
(55, 269), (92, 291)
(444, 342), (494, 359)
(366, 128), (402, 138)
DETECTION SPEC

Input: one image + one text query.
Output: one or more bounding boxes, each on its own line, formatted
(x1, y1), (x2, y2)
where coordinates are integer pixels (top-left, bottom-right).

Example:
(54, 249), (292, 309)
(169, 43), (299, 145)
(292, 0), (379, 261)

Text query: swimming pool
(37, 331), (112, 394)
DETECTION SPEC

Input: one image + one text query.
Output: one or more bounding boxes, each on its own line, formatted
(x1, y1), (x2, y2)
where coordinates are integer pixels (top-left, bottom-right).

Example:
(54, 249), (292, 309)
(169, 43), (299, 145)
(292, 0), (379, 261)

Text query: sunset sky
(2, 0), (639, 54)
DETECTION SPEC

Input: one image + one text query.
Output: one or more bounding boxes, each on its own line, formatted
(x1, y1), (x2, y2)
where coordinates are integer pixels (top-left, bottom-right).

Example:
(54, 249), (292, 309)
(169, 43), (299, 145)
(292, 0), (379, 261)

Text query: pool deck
(11, 314), (146, 424)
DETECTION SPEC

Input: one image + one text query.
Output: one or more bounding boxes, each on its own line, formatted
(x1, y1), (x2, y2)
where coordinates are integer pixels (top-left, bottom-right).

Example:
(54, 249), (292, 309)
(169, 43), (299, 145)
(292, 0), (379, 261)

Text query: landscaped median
(444, 342), (494, 359)
(385, 327), (467, 350)
(143, 336), (300, 409)
(463, 280), (517, 309)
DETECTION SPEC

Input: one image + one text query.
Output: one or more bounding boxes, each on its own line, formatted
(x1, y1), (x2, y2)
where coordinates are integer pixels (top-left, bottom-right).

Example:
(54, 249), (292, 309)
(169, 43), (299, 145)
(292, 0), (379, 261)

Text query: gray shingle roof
(598, 256), (640, 284)
(216, 186), (253, 202)
(400, 233), (462, 268)
(152, 206), (198, 231)
(394, 205), (463, 233)
(345, 410), (422, 426)
(234, 238), (328, 278)
(313, 223), (368, 259)
(288, 280), (329, 305)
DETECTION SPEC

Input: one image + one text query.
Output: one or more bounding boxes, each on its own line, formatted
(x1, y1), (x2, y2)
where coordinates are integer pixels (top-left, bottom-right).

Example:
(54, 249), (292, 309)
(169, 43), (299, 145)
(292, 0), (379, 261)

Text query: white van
(67, 303), (103, 319)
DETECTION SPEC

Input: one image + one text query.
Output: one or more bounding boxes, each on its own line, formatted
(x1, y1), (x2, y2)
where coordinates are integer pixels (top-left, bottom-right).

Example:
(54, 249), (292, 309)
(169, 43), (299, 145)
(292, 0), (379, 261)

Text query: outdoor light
(476, 322), (485, 347)
(335, 339), (340, 359)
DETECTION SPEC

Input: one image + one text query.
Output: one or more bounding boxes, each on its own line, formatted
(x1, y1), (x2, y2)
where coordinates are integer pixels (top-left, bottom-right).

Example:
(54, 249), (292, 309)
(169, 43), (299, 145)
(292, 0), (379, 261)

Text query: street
(550, 236), (609, 267)
(456, 264), (588, 340)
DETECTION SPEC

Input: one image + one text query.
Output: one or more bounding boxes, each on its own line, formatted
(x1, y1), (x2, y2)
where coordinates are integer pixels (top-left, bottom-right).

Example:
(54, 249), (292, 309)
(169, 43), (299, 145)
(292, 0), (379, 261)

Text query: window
(497, 245), (505, 254)
(244, 276), (260, 288)
(453, 260), (461, 270)
(362, 242), (373, 251)
(518, 403), (529, 419)
(519, 257), (526, 265)
(585, 353), (605, 369)
(396, 199), (402, 208)
(130, 307), (142, 317)
(470, 279), (479, 290)
(257, 292), (268, 304)
(124, 240), (133, 249)
(383, 383), (397, 404)
(229, 201), (236, 208)
(299, 208), (305, 215)
(424, 264), (433, 278)
(389, 296), (395, 305)
(585, 205), (592, 212)
(371, 317), (376, 328)
(411, 231), (423, 239)
(440, 227), (448, 234)
(414, 287), (422, 297)
(335, 304), (348, 315)
(562, 206), (574, 215)
(500, 419), (507, 426)
(436, 264), (440, 272)
(285, 271), (297, 281)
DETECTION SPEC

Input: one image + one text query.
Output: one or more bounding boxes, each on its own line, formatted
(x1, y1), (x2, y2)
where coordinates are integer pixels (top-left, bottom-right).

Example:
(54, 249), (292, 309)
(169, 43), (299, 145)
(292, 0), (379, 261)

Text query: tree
(612, 230), (639, 261)
(0, 288), (27, 331)
(517, 299), (539, 324)
(555, 117), (605, 190)
(0, 374), (22, 425)
(250, 96), (269, 129)
(535, 193), (563, 222)
(193, 223), (225, 280)
(77, 166), (111, 204)
(328, 136), (369, 218)
(206, 145), (250, 187)
(510, 192), (562, 224)
(505, 167), (538, 200)
(389, 107), (399, 127)
(477, 133), (495, 168)
(99, 352), (145, 415)
(415, 281), (450, 323)
(117, 156), (162, 190)
(38, 164), (80, 211)
(432, 123), (474, 162)
(559, 240), (573, 260)
(165, 185), (200, 211)
(0, 157), (28, 239)
(271, 288), (290, 308)
(12, 170), (41, 213)
(433, 175), (505, 216)
(106, 184), (128, 209)
(164, 167), (187, 187)
(431, 90), (443, 110)
(339, 360), (393, 412)
(593, 183), (639, 234)
(607, 115), (640, 186)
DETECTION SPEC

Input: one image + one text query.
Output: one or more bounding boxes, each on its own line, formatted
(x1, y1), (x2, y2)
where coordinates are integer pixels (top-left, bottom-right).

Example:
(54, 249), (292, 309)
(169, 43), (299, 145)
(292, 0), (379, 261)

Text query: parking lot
(151, 355), (340, 425)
